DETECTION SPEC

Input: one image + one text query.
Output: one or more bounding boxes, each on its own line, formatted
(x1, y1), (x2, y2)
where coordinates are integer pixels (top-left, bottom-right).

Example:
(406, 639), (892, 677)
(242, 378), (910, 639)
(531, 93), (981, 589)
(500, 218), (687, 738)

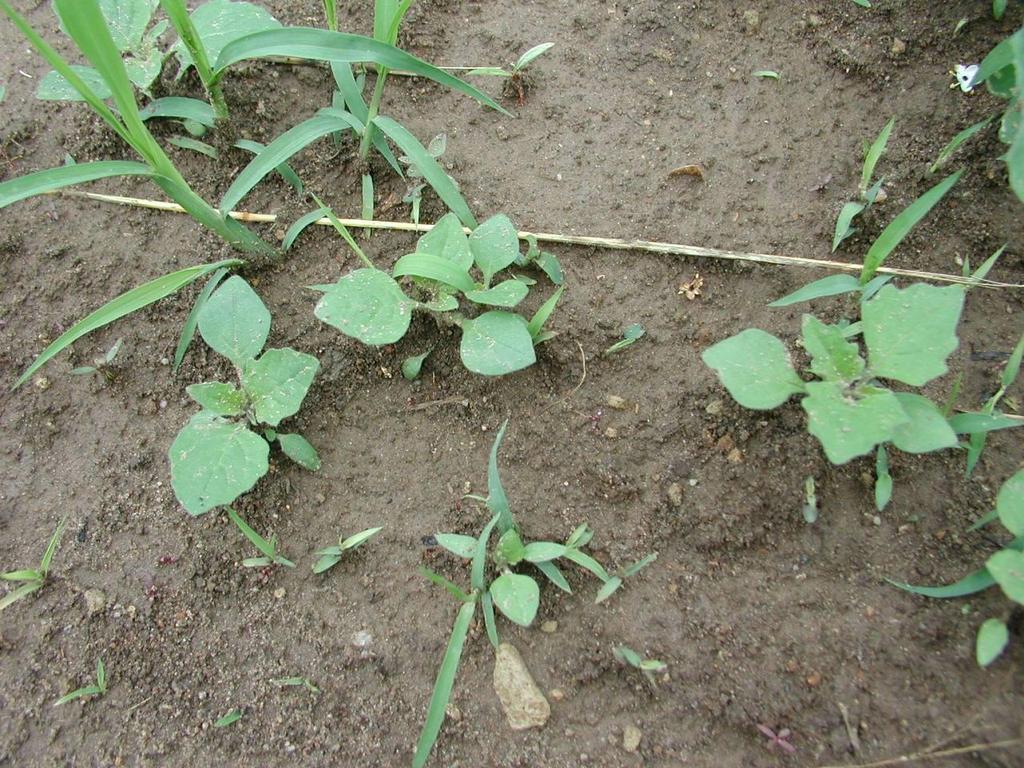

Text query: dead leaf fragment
(668, 164), (706, 182)
(678, 273), (704, 300)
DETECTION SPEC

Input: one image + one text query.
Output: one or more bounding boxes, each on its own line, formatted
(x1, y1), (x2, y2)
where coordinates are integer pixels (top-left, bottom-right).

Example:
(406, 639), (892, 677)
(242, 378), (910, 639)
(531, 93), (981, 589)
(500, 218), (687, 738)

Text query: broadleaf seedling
(55, 658), (107, 706)
(413, 421), (655, 767)
(271, 676), (321, 694)
(227, 508), (295, 569)
(467, 42), (554, 104)
(613, 645), (667, 685)
(312, 526), (383, 573)
(170, 277), (321, 516)
(0, 517), (66, 612)
(314, 211), (564, 377)
(71, 338), (123, 380)
(604, 323), (645, 355)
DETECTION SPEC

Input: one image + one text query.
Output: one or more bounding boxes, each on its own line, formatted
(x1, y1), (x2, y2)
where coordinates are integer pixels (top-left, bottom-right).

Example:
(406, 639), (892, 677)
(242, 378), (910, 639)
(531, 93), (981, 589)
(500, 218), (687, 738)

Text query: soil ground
(1, 1), (1023, 766)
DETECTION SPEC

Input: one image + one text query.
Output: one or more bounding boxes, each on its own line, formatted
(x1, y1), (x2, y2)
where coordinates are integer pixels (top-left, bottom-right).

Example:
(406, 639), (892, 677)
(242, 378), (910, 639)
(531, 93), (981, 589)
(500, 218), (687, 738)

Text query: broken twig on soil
(53, 191), (1024, 289)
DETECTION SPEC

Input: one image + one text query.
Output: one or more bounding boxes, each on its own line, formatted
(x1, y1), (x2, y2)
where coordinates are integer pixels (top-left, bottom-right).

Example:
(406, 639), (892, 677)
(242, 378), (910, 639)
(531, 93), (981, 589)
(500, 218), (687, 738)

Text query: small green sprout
(214, 708), (242, 727)
(55, 658), (107, 706)
(604, 323), (645, 355)
(71, 338), (123, 380)
(613, 645), (667, 685)
(467, 42), (555, 79)
(271, 676), (321, 694)
(1, 518), (66, 612)
(753, 70), (780, 80)
(595, 552), (658, 603)
(312, 527), (383, 573)
(227, 508), (295, 569)
(400, 133), (450, 225)
(802, 476), (818, 523)
(832, 117), (893, 252)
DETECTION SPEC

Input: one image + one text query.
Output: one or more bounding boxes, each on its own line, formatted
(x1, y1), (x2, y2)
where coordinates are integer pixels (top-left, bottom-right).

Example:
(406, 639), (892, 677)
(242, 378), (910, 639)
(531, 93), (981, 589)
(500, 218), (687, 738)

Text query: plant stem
(358, 68), (389, 161)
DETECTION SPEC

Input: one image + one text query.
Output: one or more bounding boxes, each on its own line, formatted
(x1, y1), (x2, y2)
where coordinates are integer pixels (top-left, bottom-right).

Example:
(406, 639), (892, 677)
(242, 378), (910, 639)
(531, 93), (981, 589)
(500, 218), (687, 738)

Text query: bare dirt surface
(1, 1), (1023, 766)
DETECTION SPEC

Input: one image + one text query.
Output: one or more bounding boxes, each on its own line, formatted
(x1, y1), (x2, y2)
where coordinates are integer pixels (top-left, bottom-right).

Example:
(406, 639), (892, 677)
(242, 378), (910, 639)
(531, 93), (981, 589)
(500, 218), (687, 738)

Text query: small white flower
(953, 63), (980, 92)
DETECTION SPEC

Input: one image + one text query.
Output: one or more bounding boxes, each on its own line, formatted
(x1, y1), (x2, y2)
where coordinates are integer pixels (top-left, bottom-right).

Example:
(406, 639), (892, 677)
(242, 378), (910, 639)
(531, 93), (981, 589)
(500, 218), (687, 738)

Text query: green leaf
(168, 135), (218, 158)
(495, 529), (526, 566)
(486, 421), (512, 533)
(173, 266), (228, 372)
(832, 201), (866, 252)
(522, 542), (567, 563)
(753, 70), (780, 80)
(312, 551), (342, 573)
(997, 470), (1024, 536)
(227, 507), (277, 559)
(993, 0), (1007, 20)
(514, 42), (554, 71)
(701, 329), (805, 409)
(862, 284), (965, 386)
(594, 576), (623, 604)
(976, 618), (1009, 666)
(213, 27), (508, 118)
(64, 0), (159, 52)
(623, 552), (657, 577)
(0, 160), (152, 209)
(464, 279), (529, 308)
(140, 96), (218, 127)
(890, 393), (959, 454)
(392, 253), (476, 293)
(330, 62), (402, 174)
(186, 382), (246, 416)
(528, 286), (564, 342)
(220, 109), (363, 213)
(861, 117), (894, 195)
(802, 382), (908, 464)
(769, 274), (861, 307)
(801, 315), (865, 382)
(930, 117), (992, 173)
(949, 412), (1024, 434)
(314, 268), (414, 345)
(198, 276), (271, 366)
(402, 350), (431, 380)
(481, 589), (499, 648)
(1001, 332), (1024, 391)
(284, 206), (328, 251)
(563, 548), (611, 582)
(0, 582), (42, 613)
(277, 433), (321, 471)
(470, 215), (520, 287)
(535, 560), (571, 593)
(169, 412), (269, 515)
(888, 567), (996, 598)
(875, 444), (892, 512)
(173, 0), (280, 74)
(234, 139), (304, 194)
(39, 516), (66, 576)
(213, 709), (242, 728)
(434, 533), (477, 558)
(460, 311), (536, 376)
(339, 526), (383, 551)
(14, 259), (240, 388)
(489, 573), (539, 626)
(859, 172), (961, 284)
(372, 116), (478, 229)
(412, 601), (475, 768)
(241, 348), (319, 427)
(416, 213), (472, 270)
(986, 549), (1024, 604)
(37, 65), (112, 101)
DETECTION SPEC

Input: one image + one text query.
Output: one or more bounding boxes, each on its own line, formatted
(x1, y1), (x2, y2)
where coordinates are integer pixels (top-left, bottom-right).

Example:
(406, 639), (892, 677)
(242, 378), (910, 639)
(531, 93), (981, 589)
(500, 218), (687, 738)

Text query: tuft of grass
(1, 518), (66, 612)
(55, 658), (107, 706)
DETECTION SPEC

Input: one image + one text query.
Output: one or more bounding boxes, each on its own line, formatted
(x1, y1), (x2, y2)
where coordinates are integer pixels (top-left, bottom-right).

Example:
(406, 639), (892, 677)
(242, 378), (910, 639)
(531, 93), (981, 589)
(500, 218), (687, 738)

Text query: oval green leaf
(985, 549), (1024, 604)
(976, 618), (1009, 667)
(802, 382), (908, 464)
(890, 392), (959, 454)
(459, 311), (536, 376)
(464, 279), (529, 308)
(470, 215), (520, 286)
(186, 381), (246, 416)
(701, 329), (805, 409)
(489, 573), (539, 626)
(314, 268), (414, 345)
(199, 276), (271, 365)
(241, 348), (319, 427)
(997, 470), (1024, 536)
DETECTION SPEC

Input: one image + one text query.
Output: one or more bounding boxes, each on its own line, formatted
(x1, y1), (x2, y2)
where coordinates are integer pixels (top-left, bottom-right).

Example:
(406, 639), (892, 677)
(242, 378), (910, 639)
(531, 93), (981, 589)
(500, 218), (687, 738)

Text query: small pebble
(623, 724), (642, 752)
(806, 671), (822, 687)
(742, 9), (760, 33)
(273, 588), (286, 599)
(606, 395), (627, 410)
(83, 588), (107, 615)
(667, 482), (684, 509)
(541, 620), (558, 633)
(891, 38), (906, 56)
(705, 399), (723, 416)
(550, 688), (565, 701)
(604, 427), (618, 439)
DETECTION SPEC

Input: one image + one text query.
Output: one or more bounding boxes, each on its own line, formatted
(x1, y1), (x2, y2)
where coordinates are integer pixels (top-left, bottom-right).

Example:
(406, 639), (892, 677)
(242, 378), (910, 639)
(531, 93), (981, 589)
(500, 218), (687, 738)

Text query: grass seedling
(227, 508), (295, 569)
(802, 476), (818, 523)
(170, 277), (321, 516)
(467, 42), (554, 104)
(401, 133), (450, 224)
(961, 329), (1023, 478)
(271, 676), (321, 694)
(313, 210), (565, 377)
(413, 421), (655, 767)
(312, 527), (383, 573)
(832, 117), (894, 252)
(613, 645), (667, 686)
(71, 338), (123, 380)
(214, 709), (242, 727)
(1, 518), (66, 612)
(604, 323), (645, 355)
(890, 468), (1024, 667)
(753, 70), (780, 80)
(0, 0), (274, 256)
(55, 658), (107, 706)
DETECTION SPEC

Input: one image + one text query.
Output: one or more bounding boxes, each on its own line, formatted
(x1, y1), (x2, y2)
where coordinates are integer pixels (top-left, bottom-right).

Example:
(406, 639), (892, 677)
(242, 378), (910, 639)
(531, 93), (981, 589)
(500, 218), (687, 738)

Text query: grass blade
(14, 259), (241, 389)
(213, 28), (509, 116)
(220, 109), (364, 213)
(768, 274), (861, 307)
(1000, 332), (1024, 391)
(284, 206), (329, 251)
(173, 267), (229, 372)
(361, 172), (374, 235)
(859, 171), (961, 285)
(0, 161), (152, 209)
(471, 514), (501, 592)
(331, 62), (402, 174)
(140, 97), (217, 128)
(535, 560), (571, 593)
(412, 601), (476, 768)
(481, 589), (499, 648)
(930, 117), (992, 173)
(234, 139), (304, 194)
(861, 117), (894, 194)
(887, 568), (995, 598)
(486, 420), (512, 532)
(0, 582), (42, 612)
(39, 518), (67, 575)
(832, 200), (865, 252)
(374, 115), (477, 228)
(527, 286), (564, 340)
(168, 136), (218, 158)
(227, 508), (277, 560)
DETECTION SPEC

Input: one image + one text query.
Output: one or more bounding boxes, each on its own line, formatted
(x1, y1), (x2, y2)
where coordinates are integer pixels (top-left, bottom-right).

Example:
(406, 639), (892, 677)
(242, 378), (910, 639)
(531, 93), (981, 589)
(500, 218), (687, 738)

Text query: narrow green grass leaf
(768, 275), (861, 307)
(859, 171), (961, 285)
(392, 253), (476, 293)
(515, 42), (554, 71)
(14, 260), (241, 388)
(39, 517), (67, 575)
(0, 582), (42, 612)
(212, 28), (509, 116)
(948, 412), (1024, 434)
(168, 135), (218, 158)
(373, 116), (477, 228)
(535, 560), (571, 593)
(887, 567), (996, 598)
(173, 267), (229, 372)
(832, 201), (865, 252)
(861, 117), (894, 195)
(528, 286), (564, 340)
(227, 508), (277, 560)
(1000, 332), (1024, 391)
(220, 109), (364, 213)
(930, 117), (992, 173)
(753, 70), (779, 80)
(213, 709), (242, 727)
(0, 161), (152, 209)
(412, 601), (476, 768)
(283, 207), (328, 251)
(140, 96), (217, 127)
(330, 62), (402, 174)
(234, 139), (303, 194)
(361, 173), (374, 234)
